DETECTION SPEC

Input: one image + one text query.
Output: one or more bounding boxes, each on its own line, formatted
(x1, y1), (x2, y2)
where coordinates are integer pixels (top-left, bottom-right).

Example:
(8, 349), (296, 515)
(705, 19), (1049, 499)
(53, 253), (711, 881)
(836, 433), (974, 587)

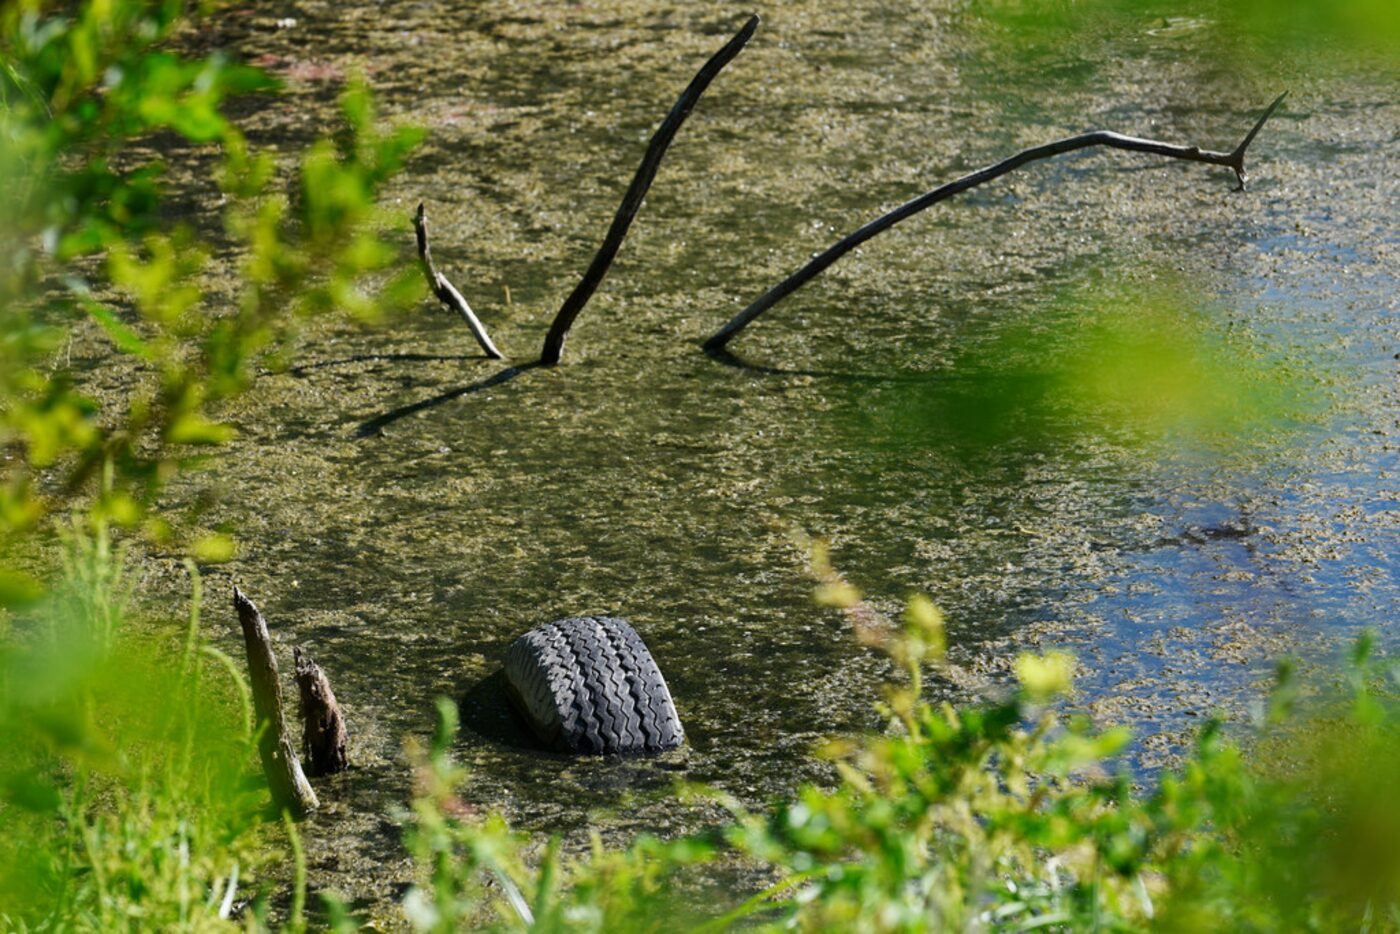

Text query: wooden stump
(233, 587), (319, 815)
(294, 646), (350, 776)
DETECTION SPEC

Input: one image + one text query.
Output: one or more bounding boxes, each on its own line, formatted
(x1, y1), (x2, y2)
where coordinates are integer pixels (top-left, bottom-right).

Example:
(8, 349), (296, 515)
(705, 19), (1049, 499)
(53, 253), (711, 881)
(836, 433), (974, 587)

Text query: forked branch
(703, 92), (1288, 353)
(416, 203), (505, 360)
(539, 14), (759, 365)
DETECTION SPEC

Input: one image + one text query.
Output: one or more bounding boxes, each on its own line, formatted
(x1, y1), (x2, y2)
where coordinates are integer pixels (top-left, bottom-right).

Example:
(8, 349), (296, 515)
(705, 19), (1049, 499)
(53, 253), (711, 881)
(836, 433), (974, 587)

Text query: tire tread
(504, 616), (683, 755)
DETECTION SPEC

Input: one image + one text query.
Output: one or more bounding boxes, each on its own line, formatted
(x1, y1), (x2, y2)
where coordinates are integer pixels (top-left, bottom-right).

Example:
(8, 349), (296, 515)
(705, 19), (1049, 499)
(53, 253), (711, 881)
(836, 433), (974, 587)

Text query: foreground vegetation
(400, 573), (1400, 933)
(7, 536), (1400, 931)
(1, 0), (416, 925)
(4, 0), (1400, 930)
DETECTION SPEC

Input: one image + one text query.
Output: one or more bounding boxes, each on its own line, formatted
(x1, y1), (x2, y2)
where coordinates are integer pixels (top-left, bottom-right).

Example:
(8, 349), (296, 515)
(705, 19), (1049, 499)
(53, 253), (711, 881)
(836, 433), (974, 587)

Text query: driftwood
(411, 17), (757, 367)
(703, 92), (1288, 352)
(415, 203), (505, 360)
(233, 587), (319, 815)
(538, 15), (758, 365)
(294, 646), (350, 776)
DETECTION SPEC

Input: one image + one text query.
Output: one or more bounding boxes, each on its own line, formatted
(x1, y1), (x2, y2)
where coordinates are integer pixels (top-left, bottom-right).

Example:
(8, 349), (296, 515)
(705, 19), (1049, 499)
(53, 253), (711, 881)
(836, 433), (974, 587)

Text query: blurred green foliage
(1, 0), (422, 927)
(404, 560), (1400, 932)
(971, 0), (1400, 68)
(0, 547), (271, 929)
(857, 279), (1313, 462)
(0, 0), (424, 605)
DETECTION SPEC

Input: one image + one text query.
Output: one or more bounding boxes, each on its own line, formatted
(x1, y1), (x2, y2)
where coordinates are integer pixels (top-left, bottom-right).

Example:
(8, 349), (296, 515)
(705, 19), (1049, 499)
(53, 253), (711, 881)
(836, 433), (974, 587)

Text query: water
(118, 0), (1400, 919)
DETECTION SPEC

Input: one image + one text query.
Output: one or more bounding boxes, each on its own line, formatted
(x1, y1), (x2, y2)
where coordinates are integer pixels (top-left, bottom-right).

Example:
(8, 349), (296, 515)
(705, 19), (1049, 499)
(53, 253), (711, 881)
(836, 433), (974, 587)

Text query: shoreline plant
(401, 572), (1400, 932)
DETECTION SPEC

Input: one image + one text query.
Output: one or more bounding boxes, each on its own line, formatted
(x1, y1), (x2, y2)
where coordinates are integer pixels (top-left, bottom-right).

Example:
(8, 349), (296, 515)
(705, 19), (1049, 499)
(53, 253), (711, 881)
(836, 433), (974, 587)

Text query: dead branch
(415, 203), (505, 360)
(294, 646), (350, 776)
(233, 587), (319, 815)
(703, 92), (1288, 353)
(539, 14), (759, 366)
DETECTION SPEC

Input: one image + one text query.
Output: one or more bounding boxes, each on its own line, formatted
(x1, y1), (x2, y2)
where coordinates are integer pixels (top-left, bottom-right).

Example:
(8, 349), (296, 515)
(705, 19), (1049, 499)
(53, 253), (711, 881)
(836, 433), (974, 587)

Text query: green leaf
(165, 413), (235, 445)
(1, 772), (62, 813)
(219, 62), (281, 95)
(82, 300), (152, 358)
(340, 78), (373, 134)
(191, 533), (236, 563)
(814, 581), (860, 609)
(0, 569), (44, 609)
(1015, 651), (1075, 702)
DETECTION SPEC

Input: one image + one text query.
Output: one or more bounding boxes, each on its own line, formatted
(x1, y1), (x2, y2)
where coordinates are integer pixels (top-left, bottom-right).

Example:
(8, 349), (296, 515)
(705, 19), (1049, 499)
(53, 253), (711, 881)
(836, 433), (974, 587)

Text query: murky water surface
(111, 0), (1400, 920)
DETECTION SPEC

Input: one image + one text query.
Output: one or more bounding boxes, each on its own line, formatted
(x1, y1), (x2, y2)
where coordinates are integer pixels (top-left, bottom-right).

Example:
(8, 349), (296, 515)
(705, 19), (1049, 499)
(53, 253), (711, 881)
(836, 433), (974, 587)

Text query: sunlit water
(98, 0), (1400, 918)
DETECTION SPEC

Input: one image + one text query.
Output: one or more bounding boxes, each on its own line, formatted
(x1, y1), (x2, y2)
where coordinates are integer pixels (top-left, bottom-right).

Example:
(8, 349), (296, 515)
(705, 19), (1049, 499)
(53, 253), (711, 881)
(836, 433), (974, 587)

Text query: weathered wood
(539, 14), (759, 366)
(294, 645), (350, 776)
(703, 92), (1288, 352)
(233, 587), (319, 815)
(415, 203), (505, 360)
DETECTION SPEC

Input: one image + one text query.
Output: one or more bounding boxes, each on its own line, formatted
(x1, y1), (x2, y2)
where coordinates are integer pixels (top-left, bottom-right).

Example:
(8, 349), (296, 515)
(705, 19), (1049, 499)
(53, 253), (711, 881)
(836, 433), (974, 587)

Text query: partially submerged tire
(503, 616), (684, 755)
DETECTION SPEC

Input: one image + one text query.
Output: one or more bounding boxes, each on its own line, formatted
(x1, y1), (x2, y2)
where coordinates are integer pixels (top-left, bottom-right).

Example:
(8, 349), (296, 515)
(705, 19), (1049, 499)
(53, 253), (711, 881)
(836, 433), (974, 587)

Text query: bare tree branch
(539, 14), (760, 366)
(415, 203), (505, 360)
(703, 92), (1288, 353)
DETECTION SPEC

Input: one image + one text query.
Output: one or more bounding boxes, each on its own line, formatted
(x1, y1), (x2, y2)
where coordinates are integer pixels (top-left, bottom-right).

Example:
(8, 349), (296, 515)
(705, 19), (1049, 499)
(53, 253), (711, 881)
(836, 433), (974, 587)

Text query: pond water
(122, 0), (1399, 920)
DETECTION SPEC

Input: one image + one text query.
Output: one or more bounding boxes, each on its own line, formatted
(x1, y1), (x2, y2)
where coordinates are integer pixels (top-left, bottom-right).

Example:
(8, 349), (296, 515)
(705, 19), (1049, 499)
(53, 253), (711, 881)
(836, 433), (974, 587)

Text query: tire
(503, 616), (684, 755)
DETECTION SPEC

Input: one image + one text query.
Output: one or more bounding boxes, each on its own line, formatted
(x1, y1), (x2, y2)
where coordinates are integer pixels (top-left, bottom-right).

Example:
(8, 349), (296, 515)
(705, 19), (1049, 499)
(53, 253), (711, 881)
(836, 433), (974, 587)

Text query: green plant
(0, 0), (423, 602)
(401, 698), (720, 933)
(402, 550), (1400, 932)
(1, 0), (424, 927)
(0, 546), (267, 930)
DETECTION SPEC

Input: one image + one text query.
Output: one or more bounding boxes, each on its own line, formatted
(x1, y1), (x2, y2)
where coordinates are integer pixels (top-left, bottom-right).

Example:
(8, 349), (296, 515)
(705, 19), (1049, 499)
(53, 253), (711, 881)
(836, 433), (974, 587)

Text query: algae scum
(124, 0), (1399, 918)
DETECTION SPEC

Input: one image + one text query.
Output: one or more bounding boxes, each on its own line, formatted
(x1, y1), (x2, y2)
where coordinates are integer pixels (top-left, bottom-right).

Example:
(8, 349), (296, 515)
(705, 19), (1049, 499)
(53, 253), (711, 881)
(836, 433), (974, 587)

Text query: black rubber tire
(503, 616), (684, 755)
